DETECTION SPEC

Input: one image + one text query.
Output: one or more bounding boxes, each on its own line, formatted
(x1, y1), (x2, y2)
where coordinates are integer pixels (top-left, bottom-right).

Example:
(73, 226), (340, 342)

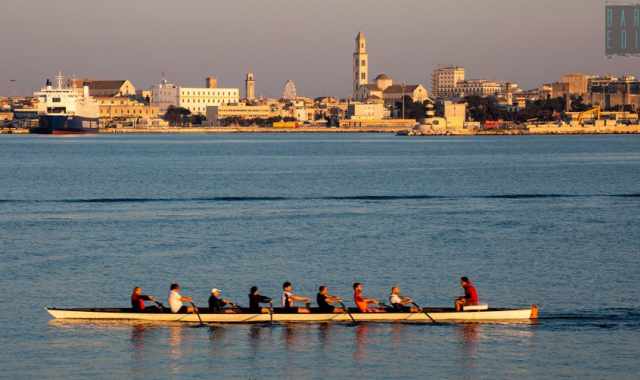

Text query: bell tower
(353, 32), (368, 97)
(245, 72), (255, 101)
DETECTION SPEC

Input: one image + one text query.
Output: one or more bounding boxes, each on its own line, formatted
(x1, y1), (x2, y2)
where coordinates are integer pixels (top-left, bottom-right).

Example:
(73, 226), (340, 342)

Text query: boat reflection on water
(48, 319), (537, 375)
(458, 323), (481, 368)
(166, 325), (180, 353)
(354, 324), (369, 361)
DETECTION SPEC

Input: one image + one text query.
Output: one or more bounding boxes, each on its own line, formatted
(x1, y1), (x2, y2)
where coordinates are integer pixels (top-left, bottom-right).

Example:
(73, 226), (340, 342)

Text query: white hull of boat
(46, 306), (538, 323)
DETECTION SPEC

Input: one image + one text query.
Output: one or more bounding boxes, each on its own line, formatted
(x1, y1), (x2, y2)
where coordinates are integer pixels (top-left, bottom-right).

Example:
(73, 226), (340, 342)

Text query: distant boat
(30, 73), (99, 135)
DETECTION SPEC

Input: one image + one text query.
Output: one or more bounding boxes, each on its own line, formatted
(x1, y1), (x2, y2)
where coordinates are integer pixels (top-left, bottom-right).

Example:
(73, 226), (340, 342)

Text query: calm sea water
(1, 134), (639, 379)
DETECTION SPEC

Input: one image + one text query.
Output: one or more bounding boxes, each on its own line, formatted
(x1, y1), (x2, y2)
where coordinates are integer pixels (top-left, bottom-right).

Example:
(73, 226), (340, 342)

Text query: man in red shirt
(455, 277), (479, 312)
(131, 287), (157, 312)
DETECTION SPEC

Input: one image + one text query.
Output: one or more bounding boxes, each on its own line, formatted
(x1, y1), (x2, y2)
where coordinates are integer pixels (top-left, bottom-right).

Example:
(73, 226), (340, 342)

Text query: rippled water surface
(1, 134), (639, 379)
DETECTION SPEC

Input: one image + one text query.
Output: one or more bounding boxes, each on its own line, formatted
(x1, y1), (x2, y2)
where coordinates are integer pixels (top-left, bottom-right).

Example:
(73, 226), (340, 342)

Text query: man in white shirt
(281, 281), (310, 311)
(168, 283), (194, 313)
(389, 286), (417, 312)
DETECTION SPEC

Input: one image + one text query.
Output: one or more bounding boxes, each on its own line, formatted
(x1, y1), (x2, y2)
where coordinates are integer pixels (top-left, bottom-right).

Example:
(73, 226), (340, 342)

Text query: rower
(168, 283), (195, 313)
(131, 287), (157, 312)
(316, 285), (344, 313)
(353, 283), (383, 313)
(455, 276), (479, 312)
(281, 281), (311, 312)
(208, 288), (236, 313)
(388, 286), (418, 312)
(248, 286), (272, 312)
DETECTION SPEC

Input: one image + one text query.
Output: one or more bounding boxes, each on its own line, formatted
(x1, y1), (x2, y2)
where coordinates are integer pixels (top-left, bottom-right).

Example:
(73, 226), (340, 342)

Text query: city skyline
(1, 0), (639, 97)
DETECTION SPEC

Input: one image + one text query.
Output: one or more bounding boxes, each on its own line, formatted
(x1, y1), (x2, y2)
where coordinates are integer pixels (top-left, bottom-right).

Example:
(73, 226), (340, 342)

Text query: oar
(412, 301), (437, 324)
(338, 301), (357, 324)
(153, 300), (167, 311)
(190, 302), (207, 327)
(268, 301), (274, 324)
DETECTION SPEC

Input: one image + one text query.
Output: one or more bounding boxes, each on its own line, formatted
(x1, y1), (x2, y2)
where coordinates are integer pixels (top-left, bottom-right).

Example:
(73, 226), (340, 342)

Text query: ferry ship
(30, 73), (100, 134)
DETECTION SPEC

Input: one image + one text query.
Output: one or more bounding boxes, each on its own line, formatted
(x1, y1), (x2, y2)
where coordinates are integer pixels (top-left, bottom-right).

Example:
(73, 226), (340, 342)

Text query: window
(52, 97), (61, 102)
(607, 8), (613, 27)
(361, 59), (366, 67)
(361, 73), (366, 80)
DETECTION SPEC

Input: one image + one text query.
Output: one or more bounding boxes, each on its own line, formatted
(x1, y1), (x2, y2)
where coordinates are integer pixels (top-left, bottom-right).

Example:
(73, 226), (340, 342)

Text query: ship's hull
(30, 115), (99, 135)
(46, 305), (539, 324)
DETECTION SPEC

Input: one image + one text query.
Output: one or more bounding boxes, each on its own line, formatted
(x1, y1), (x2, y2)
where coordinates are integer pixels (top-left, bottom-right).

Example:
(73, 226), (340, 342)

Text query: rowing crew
(131, 277), (480, 313)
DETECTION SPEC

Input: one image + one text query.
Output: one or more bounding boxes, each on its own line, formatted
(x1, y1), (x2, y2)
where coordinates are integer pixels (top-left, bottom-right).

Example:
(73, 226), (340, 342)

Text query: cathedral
(352, 32), (429, 105)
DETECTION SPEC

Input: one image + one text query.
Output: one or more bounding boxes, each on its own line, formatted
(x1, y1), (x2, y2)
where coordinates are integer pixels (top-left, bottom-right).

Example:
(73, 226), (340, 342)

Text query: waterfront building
(95, 96), (159, 121)
(206, 104), (273, 125)
(245, 72), (256, 101)
(443, 101), (466, 129)
(150, 78), (240, 115)
(72, 79), (136, 97)
(282, 80), (297, 100)
(353, 32), (369, 97)
(588, 75), (640, 110)
(150, 80), (179, 114)
(346, 102), (389, 120)
(456, 79), (502, 98)
(431, 66), (465, 99)
(178, 86), (240, 115)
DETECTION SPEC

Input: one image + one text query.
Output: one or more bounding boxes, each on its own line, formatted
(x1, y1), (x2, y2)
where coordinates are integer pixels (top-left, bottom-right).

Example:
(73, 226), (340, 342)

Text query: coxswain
(455, 276), (479, 312)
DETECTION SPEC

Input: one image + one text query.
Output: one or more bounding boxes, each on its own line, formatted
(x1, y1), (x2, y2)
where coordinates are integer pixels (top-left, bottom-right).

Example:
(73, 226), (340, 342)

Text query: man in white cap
(208, 288), (235, 312)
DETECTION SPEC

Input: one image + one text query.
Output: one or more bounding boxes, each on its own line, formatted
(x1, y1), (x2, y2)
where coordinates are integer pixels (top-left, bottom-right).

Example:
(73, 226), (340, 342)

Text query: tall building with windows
(431, 66), (465, 99)
(245, 72), (256, 101)
(353, 32), (369, 97)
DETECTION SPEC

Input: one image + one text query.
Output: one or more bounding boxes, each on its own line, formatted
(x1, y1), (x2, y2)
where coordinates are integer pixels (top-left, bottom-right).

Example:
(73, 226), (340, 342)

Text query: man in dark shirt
(248, 286), (272, 312)
(208, 288), (234, 312)
(131, 287), (156, 312)
(316, 285), (344, 313)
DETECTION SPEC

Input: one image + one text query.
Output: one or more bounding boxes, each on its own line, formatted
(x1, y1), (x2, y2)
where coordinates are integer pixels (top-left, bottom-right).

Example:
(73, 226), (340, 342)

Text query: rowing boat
(46, 305), (539, 323)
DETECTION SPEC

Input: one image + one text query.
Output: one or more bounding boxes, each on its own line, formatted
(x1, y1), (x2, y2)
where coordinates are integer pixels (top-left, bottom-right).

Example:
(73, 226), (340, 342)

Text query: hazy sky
(1, 0), (638, 97)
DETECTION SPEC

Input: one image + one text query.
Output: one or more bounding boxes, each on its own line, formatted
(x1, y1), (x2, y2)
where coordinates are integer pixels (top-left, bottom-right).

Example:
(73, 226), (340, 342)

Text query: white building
(178, 87), (239, 115)
(151, 80), (179, 114)
(151, 79), (240, 115)
(431, 66), (465, 99)
(346, 102), (388, 120)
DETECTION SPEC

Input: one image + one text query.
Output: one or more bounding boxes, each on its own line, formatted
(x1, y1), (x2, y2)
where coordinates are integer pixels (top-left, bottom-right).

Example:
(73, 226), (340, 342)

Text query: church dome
(375, 74), (393, 91)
